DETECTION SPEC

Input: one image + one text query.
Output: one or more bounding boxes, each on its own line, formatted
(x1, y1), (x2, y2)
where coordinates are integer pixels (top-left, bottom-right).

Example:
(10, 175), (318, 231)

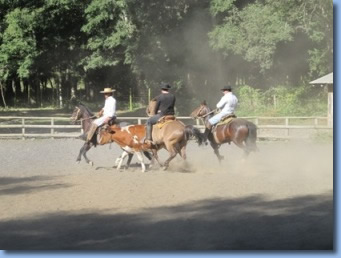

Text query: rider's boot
(144, 123), (154, 146)
(87, 123), (98, 142)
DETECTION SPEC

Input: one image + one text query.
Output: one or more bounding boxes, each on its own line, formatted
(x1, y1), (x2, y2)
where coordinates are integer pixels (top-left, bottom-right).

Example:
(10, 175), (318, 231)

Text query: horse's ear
(201, 100), (207, 105)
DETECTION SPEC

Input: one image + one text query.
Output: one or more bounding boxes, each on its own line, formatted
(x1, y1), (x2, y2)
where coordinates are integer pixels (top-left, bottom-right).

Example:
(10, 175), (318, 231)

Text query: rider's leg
(145, 114), (161, 143)
(87, 117), (103, 142)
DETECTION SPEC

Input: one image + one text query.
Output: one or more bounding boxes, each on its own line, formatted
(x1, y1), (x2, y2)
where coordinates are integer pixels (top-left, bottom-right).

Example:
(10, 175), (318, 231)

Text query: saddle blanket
(156, 115), (176, 129)
(216, 115), (236, 126)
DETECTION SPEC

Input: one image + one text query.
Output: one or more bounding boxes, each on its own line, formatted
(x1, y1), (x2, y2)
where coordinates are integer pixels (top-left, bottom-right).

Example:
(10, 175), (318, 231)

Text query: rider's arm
(216, 95), (228, 109)
(154, 95), (161, 114)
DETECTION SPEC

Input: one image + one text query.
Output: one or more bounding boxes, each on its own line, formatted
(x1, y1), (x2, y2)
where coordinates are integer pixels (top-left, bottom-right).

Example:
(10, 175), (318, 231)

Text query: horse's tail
(185, 125), (204, 146)
(246, 121), (259, 152)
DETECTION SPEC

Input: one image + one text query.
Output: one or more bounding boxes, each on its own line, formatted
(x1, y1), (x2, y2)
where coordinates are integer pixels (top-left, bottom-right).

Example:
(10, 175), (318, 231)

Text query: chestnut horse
(143, 100), (205, 170)
(70, 104), (152, 167)
(190, 101), (258, 163)
(108, 121), (204, 171)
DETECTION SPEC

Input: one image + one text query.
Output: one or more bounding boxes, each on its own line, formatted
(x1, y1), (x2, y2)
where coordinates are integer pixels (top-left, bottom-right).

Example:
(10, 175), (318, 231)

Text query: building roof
(309, 72), (333, 84)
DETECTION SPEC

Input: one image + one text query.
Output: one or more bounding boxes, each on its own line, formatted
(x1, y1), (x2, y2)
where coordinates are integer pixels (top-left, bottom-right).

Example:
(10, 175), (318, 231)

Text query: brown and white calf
(106, 124), (152, 172)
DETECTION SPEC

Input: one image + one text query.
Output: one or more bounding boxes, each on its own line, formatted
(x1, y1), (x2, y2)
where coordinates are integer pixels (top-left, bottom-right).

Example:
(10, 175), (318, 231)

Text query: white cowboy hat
(100, 88), (116, 93)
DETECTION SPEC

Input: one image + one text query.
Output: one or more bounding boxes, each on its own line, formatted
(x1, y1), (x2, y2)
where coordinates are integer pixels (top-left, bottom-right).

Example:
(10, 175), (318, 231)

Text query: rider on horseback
(144, 82), (176, 145)
(203, 85), (238, 141)
(86, 88), (117, 142)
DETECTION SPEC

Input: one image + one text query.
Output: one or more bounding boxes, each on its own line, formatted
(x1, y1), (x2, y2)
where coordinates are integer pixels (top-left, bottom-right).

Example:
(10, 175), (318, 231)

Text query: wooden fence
(0, 116), (333, 140)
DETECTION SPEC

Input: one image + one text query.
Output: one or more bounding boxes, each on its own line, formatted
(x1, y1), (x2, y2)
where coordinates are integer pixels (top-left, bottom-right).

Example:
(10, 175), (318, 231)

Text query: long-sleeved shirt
(103, 96), (116, 117)
(154, 93), (176, 116)
(216, 92), (238, 115)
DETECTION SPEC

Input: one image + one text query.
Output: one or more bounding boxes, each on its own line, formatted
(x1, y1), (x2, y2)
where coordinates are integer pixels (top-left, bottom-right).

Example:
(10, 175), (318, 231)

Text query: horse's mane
(78, 103), (94, 117)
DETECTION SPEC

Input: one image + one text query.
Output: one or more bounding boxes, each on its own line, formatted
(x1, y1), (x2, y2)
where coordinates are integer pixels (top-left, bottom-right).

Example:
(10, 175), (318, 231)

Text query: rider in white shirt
(203, 85), (238, 141)
(87, 88), (116, 142)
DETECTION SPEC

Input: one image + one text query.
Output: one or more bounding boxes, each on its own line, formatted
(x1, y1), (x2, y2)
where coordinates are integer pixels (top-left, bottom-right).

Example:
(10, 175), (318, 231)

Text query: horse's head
(70, 106), (82, 124)
(190, 100), (210, 119)
(70, 104), (94, 124)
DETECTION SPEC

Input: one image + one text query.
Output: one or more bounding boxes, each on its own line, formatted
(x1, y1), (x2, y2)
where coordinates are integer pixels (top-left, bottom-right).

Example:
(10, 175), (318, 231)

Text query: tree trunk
(0, 81), (7, 108)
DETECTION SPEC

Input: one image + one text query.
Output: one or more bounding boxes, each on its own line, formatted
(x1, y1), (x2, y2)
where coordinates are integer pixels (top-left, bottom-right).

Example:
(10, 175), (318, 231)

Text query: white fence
(0, 116), (333, 140)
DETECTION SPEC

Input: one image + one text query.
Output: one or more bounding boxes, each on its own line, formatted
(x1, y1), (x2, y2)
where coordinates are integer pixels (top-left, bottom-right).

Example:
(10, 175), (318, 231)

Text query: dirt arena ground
(0, 138), (333, 250)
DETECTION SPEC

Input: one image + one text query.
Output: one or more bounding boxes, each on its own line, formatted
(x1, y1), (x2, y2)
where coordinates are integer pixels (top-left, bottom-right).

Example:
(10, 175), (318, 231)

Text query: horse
(70, 103), (152, 167)
(107, 118), (205, 171)
(190, 101), (258, 163)
(143, 100), (205, 170)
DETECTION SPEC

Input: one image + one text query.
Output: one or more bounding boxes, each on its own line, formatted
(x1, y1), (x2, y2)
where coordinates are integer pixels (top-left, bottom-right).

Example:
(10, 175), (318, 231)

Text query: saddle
(96, 117), (117, 144)
(155, 115), (176, 129)
(216, 114), (236, 126)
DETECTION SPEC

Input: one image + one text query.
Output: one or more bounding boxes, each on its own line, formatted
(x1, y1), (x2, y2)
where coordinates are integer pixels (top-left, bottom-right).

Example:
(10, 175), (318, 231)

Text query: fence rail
(0, 116), (332, 140)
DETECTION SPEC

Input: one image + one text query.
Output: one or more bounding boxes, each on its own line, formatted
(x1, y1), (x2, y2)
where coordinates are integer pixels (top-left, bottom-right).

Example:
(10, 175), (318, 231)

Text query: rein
(79, 116), (96, 121)
(201, 109), (216, 118)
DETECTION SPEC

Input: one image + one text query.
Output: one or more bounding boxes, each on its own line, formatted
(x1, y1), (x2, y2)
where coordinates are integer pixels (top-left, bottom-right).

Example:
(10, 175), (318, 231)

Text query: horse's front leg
(77, 142), (93, 166)
(210, 140), (224, 163)
(149, 149), (163, 169)
(76, 144), (85, 163)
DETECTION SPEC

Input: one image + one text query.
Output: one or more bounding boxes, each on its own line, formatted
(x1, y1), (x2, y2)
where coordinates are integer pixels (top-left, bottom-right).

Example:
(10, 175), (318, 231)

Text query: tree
(208, 0), (333, 86)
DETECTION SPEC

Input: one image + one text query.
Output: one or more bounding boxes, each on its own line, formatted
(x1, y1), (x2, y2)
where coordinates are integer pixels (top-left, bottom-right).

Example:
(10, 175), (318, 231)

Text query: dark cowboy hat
(160, 83), (171, 90)
(220, 85), (232, 91)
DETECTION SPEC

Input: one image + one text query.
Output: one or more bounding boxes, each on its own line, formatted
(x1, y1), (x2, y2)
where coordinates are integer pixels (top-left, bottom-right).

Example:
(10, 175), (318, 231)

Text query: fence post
(51, 118), (54, 139)
(254, 118), (259, 126)
(314, 118), (318, 126)
(285, 118), (289, 126)
(138, 118), (142, 125)
(22, 118), (25, 140)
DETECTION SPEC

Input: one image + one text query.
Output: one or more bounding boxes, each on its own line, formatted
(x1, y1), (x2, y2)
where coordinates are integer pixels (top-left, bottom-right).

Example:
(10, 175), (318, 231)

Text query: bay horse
(190, 101), (258, 163)
(70, 103), (152, 167)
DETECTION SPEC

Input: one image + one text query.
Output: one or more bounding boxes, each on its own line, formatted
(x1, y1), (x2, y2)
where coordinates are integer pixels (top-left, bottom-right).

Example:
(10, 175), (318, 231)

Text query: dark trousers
(146, 114), (162, 140)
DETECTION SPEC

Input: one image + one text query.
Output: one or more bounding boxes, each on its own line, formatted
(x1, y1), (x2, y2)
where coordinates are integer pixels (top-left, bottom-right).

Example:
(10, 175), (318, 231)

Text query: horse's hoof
(89, 161), (94, 166)
(76, 160), (80, 164)
(162, 166), (168, 171)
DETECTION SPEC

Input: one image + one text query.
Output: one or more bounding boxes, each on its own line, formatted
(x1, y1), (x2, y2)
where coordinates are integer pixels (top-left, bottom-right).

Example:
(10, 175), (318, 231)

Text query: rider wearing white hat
(87, 88), (117, 142)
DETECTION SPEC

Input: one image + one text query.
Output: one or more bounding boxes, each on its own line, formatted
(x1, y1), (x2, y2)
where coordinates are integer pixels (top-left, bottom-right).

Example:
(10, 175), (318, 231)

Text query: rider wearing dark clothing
(154, 91), (176, 116)
(145, 83), (176, 143)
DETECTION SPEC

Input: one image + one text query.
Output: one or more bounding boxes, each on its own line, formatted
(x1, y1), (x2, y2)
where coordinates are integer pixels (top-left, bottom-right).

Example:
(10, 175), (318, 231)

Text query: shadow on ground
(0, 176), (71, 196)
(1, 192), (333, 250)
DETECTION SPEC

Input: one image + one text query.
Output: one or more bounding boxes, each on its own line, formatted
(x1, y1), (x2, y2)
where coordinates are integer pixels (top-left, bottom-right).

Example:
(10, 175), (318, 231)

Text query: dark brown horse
(70, 103), (152, 167)
(190, 101), (258, 163)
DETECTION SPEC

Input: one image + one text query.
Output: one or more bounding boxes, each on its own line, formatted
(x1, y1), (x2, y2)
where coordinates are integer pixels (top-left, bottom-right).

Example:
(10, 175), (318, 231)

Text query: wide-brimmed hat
(100, 88), (116, 93)
(220, 85), (232, 91)
(160, 83), (171, 90)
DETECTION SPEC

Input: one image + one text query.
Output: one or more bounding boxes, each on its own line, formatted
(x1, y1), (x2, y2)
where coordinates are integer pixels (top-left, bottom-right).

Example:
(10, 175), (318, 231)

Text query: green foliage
(0, 7), (38, 79)
(235, 85), (327, 117)
(209, 0), (333, 76)
(0, 0), (333, 111)
(81, 0), (135, 70)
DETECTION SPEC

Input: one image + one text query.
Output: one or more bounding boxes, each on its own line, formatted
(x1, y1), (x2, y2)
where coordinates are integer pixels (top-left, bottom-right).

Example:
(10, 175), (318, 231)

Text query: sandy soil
(0, 138), (333, 250)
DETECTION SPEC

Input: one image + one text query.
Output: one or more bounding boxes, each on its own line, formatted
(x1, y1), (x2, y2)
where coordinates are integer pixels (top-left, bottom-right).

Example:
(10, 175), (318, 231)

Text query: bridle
(194, 105), (216, 119)
(71, 107), (96, 122)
